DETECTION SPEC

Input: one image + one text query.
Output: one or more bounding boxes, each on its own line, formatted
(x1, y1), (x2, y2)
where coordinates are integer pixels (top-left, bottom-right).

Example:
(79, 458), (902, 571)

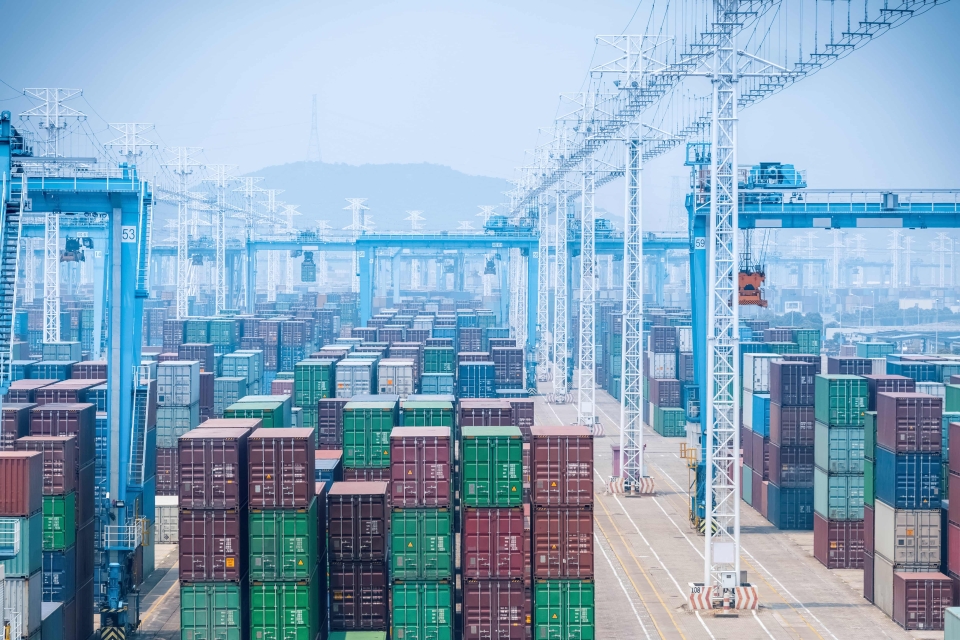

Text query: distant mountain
(249, 161), (512, 232)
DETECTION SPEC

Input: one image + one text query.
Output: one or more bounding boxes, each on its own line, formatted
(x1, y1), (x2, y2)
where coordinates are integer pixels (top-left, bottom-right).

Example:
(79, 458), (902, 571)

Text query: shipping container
(157, 360), (201, 406)
(248, 428), (315, 509)
(459, 400), (513, 428)
(250, 569), (321, 640)
(876, 393), (943, 454)
(42, 492), (76, 549)
(156, 403), (200, 448)
(461, 506), (525, 579)
(28, 403), (95, 468)
(223, 402), (285, 429)
(317, 398), (349, 450)
(336, 360), (376, 398)
(156, 496), (178, 543)
(214, 377), (248, 418)
(328, 561), (388, 631)
(814, 423), (864, 474)
(390, 508), (453, 580)
(376, 359), (416, 396)
(6, 572), (42, 637)
(462, 426), (523, 507)
(530, 427), (593, 507)
(813, 469), (863, 521)
(1, 512), (42, 577)
(42, 545), (76, 602)
(462, 578), (527, 640)
(769, 361), (816, 407)
(769, 444), (814, 488)
(492, 347), (524, 389)
(5, 381), (55, 405)
(178, 427), (251, 509)
(874, 499), (941, 566)
(0, 451), (43, 516)
(389, 427), (451, 508)
(342, 401), (396, 469)
(874, 447), (941, 509)
(827, 357), (874, 376)
(248, 498), (318, 581)
(533, 579), (594, 639)
(328, 482), (389, 562)
(815, 375), (868, 427)
(391, 580), (453, 640)
(178, 508), (246, 582)
(743, 354), (779, 393)
(421, 373), (455, 396)
(532, 505), (593, 578)
(458, 361), (497, 398)
(893, 572), (954, 630)
(767, 484), (814, 530)
(769, 403), (814, 447)
(813, 513), (863, 569)
(13, 436), (76, 495)
(400, 401), (454, 428)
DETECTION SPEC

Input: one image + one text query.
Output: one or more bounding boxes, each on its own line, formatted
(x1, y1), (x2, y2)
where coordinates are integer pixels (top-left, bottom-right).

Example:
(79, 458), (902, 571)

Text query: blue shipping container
(11, 360), (37, 381)
(874, 447), (941, 509)
(31, 361), (75, 380)
(767, 484), (814, 530)
(457, 362), (497, 399)
(42, 546), (77, 602)
(421, 374), (455, 396)
(315, 457), (343, 489)
(888, 362), (938, 382)
(751, 393), (771, 437)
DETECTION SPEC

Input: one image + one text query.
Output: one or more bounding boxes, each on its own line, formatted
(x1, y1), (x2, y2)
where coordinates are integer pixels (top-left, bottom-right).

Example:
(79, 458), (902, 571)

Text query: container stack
(280, 320), (309, 372)
(224, 395), (290, 428)
(742, 353), (778, 513)
(214, 377), (248, 418)
(157, 360), (201, 449)
(767, 360), (816, 530)
(868, 392), (949, 626)
(294, 359), (336, 434)
(222, 351), (263, 399)
(645, 326), (679, 433)
(377, 359), (416, 397)
(342, 397), (398, 486)
(812, 375), (867, 569)
(328, 481), (390, 633)
(389, 427), (454, 640)
(317, 399), (349, 450)
(260, 320), (282, 392)
(0, 451), (44, 640)
(178, 425), (253, 640)
(247, 428), (326, 640)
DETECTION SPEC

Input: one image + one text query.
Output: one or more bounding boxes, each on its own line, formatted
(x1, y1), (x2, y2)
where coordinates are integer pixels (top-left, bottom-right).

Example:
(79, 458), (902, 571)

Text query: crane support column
(577, 157), (597, 431)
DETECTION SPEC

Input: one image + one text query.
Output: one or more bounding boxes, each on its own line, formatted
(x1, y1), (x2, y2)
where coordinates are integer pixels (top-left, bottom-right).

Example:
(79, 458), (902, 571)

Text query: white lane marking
(753, 610), (777, 639)
(594, 533), (654, 640)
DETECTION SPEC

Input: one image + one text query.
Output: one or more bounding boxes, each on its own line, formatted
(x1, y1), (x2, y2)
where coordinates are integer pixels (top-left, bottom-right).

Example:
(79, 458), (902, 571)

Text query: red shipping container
(178, 508), (246, 582)
(462, 507), (525, 579)
(14, 436), (76, 495)
(71, 361), (108, 380)
(951, 423), (960, 476)
(29, 403), (95, 468)
(751, 431), (769, 479)
(328, 481), (389, 561)
(876, 393), (942, 454)
(813, 513), (864, 569)
(459, 399), (514, 427)
(248, 428), (315, 508)
(389, 427), (451, 507)
(328, 561), (388, 631)
(0, 451), (43, 516)
(179, 427), (252, 509)
(199, 372), (215, 411)
(741, 426), (753, 469)
(530, 426), (593, 507)
(34, 380), (103, 406)
(0, 403), (34, 450)
(462, 579), (527, 640)
(507, 399), (534, 438)
(648, 378), (681, 408)
(864, 551), (874, 603)
(769, 361), (815, 407)
(864, 505), (875, 556)
(532, 505), (593, 578)
(752, 469), (763, 514)
(156, 447), (180, 496)
(4, 380), (56, 404)
(862, 374), (916, 411)
(179, 343), (216, 372)
(769, 444), (814, 488)
(318, 398), (348, 450)
(769, 403), (815, 447)
(892, 572), (954, 630)
(949, 522), (960, 577)
(270, 379), (294, 396)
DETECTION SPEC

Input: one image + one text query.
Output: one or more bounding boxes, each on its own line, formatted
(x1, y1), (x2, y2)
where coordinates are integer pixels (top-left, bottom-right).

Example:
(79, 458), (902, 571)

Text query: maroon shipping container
(5, 380), (56, 403)
(259, 320), (282, 344)
(650, 326), (677, 352)
(71, 361), (108, 380)
(328, 561), (388, 631)
(158, 352), (179, 363)
(199, 372), (215, 411)
(34, 380), (103, 406)
(156, 447), (180, 496)
(491, 347), (524, 385)
(813, 513), (864, 569)
(827, 357), (873, 376)
(769, 444), (814, 488)
(352, 327), (378, 342)
(892, 572), (954, 630)
(462, 507), (525, 579)
(248, 428), (315, 508)
(270, 379), (294, 396)
(14, 436), (76, 495)
(769, 403), (815, 447)
(459, 328), (483, 352)
(949, 522), (960, 577)
(77, 461), (94, 525)
(280, 320), (307, 347)
(876, 393), (942, 454)
(488, 338), (517, 349)
(751, 470), (763, 516)
(389, 427), (451, 508)
(780, 354), (822, 374)
(763, 327), (793, 343)
(378, 327), (404, 344)
(328, 481), (389, 561)
(405, 329), (430, 344)
(0, 451), (43, 516)
(0, 403), (34, 450)
(769, 361), (815, 407)
(507, 399), (534, 437)
(240, 337), (265, 352)
(864, 504), (875, 556)
(178, 508), (246, 582)
(29, 403), (96, 468)
(751, 431), (769, 479)
(950, 423), (960, 475)
(532, 505), (594, 579)
(742, 426), (753, 468)
(648, 378), (681, 408)
(530, 426), (593, 507)
(197, 418), (263, 430)
(342, 467), (391, 498)
(179, 427), (252, 509)
(318, 398), (349, 449)
(462, 579), (527, 640)
(863, 374), (916, 411)
(179, 343), (216, 373)
(459, 399), (513, 427)
(458, 352), (490, 364)
(864, 552), (875, 603)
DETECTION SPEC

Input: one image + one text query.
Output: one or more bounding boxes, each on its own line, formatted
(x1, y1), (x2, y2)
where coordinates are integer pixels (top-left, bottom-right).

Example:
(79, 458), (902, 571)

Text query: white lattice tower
(577, 153), (597, 429)
(105, 123), (157, 163)
(829, 229), (845, 290)
(551, 137), (572, 404)
(23, 238), (35, 304)
(317, 220), (332, 286)
(509, 249), (527, 349)
(204, 165), (237, 313)
(932, 233), (953, 287)
(405, 210), (425, 231)
(307, 94), (322, 162)
(163, 147), (204, 319)
(234, 176), (264, 310)
(43, 211), (60, 342)
(344, 199), (369, 293)
(903, 235), (914, 287)
(888, 230), (903, 289)
(261, 189), (284, 301)
(20, 88), (85, 157)
(536, 193), (551, 382)
(282, 204), (301, 293)
(476, 205), (496, 227)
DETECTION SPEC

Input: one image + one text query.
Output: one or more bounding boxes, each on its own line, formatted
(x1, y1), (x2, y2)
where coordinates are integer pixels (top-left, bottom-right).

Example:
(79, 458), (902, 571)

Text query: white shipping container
(378, 359), (416, 397)
(677, 326), (693, 353)
(946, 607), (960, 638)
(214, 377), (248, 418)
(743, 354), (779, 393)
(156, 403), (200, 448)
(336, 360), (375, 398)
(41, 342), (81, 362)
(649, 352), (676, 380)
(873, 500), (941, 566)
(6, 571), (41, 638)
(157, 360), (200, 406)
(742, 390), (754, 430)
(233, 350), (264, 384)
(870, 358), (887, 375)
(916, 381), (946, 399)
(873, 553), (932, 620)
(156, 496), (179, 543)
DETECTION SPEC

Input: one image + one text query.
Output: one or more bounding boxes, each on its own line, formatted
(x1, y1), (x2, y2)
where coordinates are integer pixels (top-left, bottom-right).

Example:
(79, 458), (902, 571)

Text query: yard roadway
(137, 544), (181, 640)
(533, 383), (931, 640)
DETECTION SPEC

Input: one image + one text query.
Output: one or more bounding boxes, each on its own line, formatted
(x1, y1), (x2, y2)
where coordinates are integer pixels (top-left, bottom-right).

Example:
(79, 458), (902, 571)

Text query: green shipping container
(328, 634), (387, 640)
(343, 401), (397, 468)
(390, 508), (453, 580)
(224, 402), (285, 428)
(1, 512), (42, 577)
(856, 341), (894, 359)
(813, 468), (864, 521)
(742, 465), (753, 506)
(864, 411), (876, 461)
(793, 329), (821, 355)
(813, 422), (864, 474)
(42, 492), (76, 550)
(250, 570), (320, 640)
(653, 406), (686, 438)
(461, 426), (523, 507)
(423, 347), (455, 374)
(401, 401), (454, 427)
(181, 582), (247, 640)
(391, 581), (454, 640)
(186, 319), (211, 343)
(294, 360), (335, 409)
(864, 457), (874, 507)
(766, 342), (800, 355)
(814, 375), (868, 427)
(534, 580), (595, 640)
(947, 384), (960, 413)
(249, 499), (318, 581)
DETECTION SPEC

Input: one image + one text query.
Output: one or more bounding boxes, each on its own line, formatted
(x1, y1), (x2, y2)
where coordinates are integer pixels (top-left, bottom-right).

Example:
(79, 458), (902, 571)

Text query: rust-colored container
(178, 508), (246, 582)
(769, 361), (816, 407)
(4, 380), (56, 404)
(196, 418), (263, 430)
(179, 427), (252, 509)
(459, 399), (514, 426)
(813, 513), (864, 569)
(29, 403), (96, 468)
(343, 467), (391, 498)
(751, 469), (763, 514)
(0, 403), (34, 450)
(532, 505), (594, 578)
(71, 361), (107, 380)
(199, 372), (215, 411)
(328, 560), (388, 631)
(862, 374), (916, 411)
(34, 380), (102, 406)
(648, 378), (681, 408)
(248, 428), (315, 508)
(892, 572), (954, 630)
(389, 427), (451, 507)
(328, 481), (389, 561)
(951, 423), (960, 475)
(742, 426), (753, 468)
(864, 504), (875, 556)
(462, 578), (527, 640)
(462, 507), (525, 579)
(530, 426), (593, 507)
(864, 551), (874, 603)
(769, 444), (814, 488)
(0, 451), (43, 515)
(318, 398), (349, 449)
(156, 447), (180, 496)
(14, 436), (76, 495)
(769, 403), (814, 447)
(751, 431), (769, 479)
(876, 393), (942, 454)
(507, 399), (534, 440)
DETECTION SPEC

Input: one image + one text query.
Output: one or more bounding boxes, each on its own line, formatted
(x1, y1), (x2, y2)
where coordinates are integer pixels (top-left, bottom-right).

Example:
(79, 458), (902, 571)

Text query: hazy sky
(3, 0), (960, 228)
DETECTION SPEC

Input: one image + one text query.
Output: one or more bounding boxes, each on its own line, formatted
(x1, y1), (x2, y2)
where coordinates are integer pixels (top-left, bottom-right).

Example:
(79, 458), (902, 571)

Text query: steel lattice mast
(344, 198), (369, 293)
(163, 147), (203, 319)
(536, 193), (550, 382)
(577, 153), (597, 430)
(551, 182), (569, 403)
(234, 176), (264, 313)
(205, 165), (236, 314)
